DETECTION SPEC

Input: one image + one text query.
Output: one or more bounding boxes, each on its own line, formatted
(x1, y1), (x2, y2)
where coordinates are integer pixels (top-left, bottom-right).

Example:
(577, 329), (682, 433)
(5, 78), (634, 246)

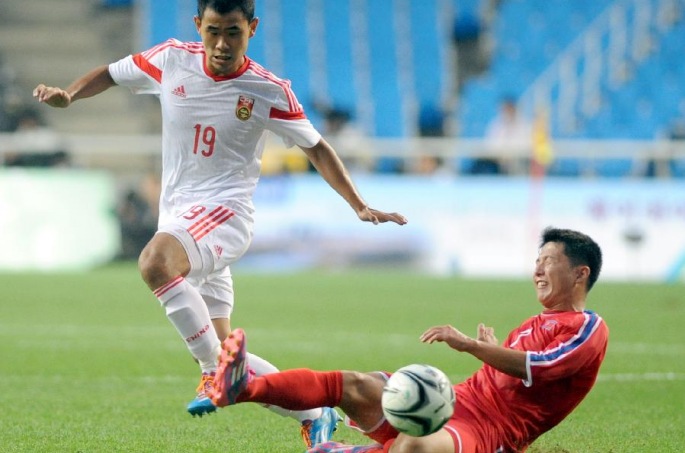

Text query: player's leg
(139, 231), (222, 416)
(210, 328), (341, 446)
(156, 205), (251, 416)
(387, 431), (458, 453)
(305, 427), (460, 453)
(213, 330), (390, 447)
(213, 329), (343, 409)
(338, 371), (386, 432)
(385, 415), (478, 453)
(209, 298), (336, 423)
(204, 277), (338, 422)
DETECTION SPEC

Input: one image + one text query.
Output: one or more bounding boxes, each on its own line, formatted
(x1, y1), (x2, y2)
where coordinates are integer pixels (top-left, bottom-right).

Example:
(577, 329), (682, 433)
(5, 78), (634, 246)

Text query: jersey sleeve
(108, 39), (177, 96)
(524, 312), (608, 386)
(265, 80), (321, 148)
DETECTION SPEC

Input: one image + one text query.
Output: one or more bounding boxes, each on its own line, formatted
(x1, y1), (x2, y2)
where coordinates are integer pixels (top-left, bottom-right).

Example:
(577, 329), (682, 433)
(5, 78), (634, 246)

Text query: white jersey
(108, 39), (321, 227)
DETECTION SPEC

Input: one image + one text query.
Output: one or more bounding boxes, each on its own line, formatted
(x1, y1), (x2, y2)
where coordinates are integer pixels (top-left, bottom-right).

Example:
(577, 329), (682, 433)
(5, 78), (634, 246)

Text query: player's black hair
(197, 0), (255, 21)
(541, 227), (603, 291)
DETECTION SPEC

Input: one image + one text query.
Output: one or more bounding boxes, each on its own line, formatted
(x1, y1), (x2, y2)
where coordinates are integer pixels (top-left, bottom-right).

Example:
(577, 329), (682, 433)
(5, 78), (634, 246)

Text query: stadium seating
(460, 0), (685, 144)
(100, 0), (685, 177)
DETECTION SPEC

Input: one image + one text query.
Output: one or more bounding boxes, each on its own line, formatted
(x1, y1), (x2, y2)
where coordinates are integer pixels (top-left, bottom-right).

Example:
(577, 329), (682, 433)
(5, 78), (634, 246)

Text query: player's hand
(356, 206), (407, 225)
(477, 323), (498, 345)
(33, 84), (72, 108)
(420, 325), (475, 352)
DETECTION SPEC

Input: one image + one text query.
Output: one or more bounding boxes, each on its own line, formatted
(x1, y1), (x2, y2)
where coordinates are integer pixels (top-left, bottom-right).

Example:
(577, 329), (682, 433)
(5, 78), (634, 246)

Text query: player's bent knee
(342, 371), (384, 405)
(138, 235), (190, 289)
(138, 250), (169, 288)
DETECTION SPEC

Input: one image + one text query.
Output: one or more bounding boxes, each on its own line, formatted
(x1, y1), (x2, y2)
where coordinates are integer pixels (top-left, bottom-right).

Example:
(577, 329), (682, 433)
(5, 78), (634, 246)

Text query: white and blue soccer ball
(381, 364), (456, 437)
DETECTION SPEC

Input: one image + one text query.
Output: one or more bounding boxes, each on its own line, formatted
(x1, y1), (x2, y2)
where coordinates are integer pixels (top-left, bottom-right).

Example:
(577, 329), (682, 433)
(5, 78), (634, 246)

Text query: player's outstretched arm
(34, 64), (116, 108)
(421, 324), (527, 379)
(300, 138), (408, 225)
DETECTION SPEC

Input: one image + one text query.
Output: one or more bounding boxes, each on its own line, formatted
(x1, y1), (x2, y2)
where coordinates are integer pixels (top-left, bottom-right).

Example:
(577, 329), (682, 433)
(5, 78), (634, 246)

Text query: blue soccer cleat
(301, 407), (343, 449)
(187, 371), (217, 417)
(306, 441), (383, 453)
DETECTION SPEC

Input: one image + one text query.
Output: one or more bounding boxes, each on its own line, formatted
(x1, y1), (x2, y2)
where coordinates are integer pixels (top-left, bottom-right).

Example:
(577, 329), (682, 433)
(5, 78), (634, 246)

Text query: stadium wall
(245, 173), (685, 283)
(1, 134), (683, 282)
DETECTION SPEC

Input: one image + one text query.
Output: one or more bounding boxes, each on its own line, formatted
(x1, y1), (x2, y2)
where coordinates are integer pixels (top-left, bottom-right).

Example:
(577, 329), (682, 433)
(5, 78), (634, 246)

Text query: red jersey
(453, 309), (608, 452)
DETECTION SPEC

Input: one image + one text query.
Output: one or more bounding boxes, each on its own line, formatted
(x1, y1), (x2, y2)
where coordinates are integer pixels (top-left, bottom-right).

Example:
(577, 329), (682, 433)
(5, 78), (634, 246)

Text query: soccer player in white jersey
(33, 0), (407, 447)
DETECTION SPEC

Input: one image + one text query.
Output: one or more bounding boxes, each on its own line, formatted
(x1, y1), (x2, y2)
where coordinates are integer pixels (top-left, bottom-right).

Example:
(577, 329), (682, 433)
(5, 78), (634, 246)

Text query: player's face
(533, 242), (579, 310)
(194, 8), (258, 76)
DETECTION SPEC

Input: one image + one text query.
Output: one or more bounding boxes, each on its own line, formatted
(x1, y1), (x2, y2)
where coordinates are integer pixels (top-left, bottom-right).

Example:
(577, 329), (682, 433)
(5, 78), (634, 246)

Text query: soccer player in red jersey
(33, 0), (406, 446)
(212, 227), (608, 452)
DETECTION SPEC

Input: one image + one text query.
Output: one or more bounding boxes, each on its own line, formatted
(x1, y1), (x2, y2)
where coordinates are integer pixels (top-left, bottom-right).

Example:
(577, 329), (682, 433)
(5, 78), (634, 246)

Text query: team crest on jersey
(236, 95), (255, 121)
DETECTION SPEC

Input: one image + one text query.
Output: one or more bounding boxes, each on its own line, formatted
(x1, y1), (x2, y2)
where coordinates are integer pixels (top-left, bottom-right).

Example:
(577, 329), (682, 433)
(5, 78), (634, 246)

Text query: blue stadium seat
(592, 158), (635, 178)
(322, 0), (356, 113)
(279, 1), (312, 110)
(365, 1), (404, 136)
(546, 157), (587, 177)
(410, 0), (443, 105)
(458, 75), (499, 137)
(455, 157), (477, 175)
(459, 0), (683, 141)
(671, 159), (685, 178)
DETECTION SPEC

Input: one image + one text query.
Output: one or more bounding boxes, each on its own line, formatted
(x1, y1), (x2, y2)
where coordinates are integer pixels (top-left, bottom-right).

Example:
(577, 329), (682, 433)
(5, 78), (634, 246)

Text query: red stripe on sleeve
(133, 53), (163, 83)
(269, 107), (306, 120)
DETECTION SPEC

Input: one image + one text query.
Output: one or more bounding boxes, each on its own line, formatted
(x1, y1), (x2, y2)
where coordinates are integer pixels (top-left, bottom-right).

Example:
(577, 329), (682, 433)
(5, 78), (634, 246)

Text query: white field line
(596, 372), (685, 382)
(608, 342), (685, 355)
(0, 372), (683, 385)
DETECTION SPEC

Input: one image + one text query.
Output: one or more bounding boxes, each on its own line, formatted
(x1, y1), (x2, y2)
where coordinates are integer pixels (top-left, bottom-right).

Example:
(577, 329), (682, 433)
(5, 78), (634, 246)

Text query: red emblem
(236, 95), (255, 121)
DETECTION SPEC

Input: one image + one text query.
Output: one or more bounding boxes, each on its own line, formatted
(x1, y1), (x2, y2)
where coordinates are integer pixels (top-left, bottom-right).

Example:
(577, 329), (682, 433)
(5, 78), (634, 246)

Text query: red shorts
(443, 418), (480, 453)
(443, 399), (506, 453)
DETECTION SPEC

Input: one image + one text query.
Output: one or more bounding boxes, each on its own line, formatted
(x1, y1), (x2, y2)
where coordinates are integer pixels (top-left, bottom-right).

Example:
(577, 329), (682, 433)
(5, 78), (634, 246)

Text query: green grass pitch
(0, 263), (683, 452)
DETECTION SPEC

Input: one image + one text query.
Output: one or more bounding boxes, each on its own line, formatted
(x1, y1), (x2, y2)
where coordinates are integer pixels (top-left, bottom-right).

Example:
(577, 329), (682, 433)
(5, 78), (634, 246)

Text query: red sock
(238, 368), (343, 410)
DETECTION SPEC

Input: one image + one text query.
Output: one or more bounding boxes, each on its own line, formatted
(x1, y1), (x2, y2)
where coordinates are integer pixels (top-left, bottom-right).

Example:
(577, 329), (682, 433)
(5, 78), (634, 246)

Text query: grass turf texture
(0, 263), (683, 452)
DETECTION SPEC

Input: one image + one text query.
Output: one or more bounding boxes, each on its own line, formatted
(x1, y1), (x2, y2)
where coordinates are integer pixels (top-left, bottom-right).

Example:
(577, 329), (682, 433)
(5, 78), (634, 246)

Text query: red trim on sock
(153, 275), (184, 298)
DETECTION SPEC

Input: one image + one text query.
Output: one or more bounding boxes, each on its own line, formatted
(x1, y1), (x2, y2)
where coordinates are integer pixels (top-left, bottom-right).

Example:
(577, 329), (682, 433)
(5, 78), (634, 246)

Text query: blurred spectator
(117, 173), (160, 260)
(406, 155), (449, 175)
(3, 107), (70, 167)
(311, 101), (371, 173)
(411, 103), (448, 174)
(473, 96), (533, 175)
(668, 119), (685, 178)
(643, 118), (685, 178)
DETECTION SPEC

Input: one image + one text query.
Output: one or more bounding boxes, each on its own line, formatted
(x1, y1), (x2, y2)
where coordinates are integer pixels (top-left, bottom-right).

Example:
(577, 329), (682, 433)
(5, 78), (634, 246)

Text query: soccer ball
(381, 364), (455, 437)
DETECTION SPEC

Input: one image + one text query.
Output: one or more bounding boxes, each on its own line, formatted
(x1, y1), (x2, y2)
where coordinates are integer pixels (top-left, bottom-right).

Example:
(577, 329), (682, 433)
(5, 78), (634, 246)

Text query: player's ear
(248, 17), (259, 37)
(575, 265), (590, 285)
(194, 15), (202, 33)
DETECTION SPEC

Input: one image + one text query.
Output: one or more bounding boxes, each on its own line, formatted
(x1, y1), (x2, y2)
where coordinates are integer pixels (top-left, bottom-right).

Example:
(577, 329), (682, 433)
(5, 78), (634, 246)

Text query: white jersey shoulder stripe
(247, 60), (301, 113)
(141, 39), (204, 60)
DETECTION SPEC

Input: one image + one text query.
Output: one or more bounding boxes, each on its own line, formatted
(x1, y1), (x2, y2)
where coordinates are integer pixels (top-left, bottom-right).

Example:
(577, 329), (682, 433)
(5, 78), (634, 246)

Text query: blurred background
(0, 0), (684, 282)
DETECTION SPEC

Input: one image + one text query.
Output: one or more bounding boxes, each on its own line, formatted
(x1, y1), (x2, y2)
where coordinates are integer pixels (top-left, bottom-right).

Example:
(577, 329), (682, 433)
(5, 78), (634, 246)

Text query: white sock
(248, 352), (323, 423)
(154, 276), (220, 373)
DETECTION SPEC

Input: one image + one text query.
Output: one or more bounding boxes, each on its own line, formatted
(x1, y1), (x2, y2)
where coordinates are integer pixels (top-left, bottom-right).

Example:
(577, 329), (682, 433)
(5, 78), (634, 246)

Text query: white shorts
(158, 203), (253, 317)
